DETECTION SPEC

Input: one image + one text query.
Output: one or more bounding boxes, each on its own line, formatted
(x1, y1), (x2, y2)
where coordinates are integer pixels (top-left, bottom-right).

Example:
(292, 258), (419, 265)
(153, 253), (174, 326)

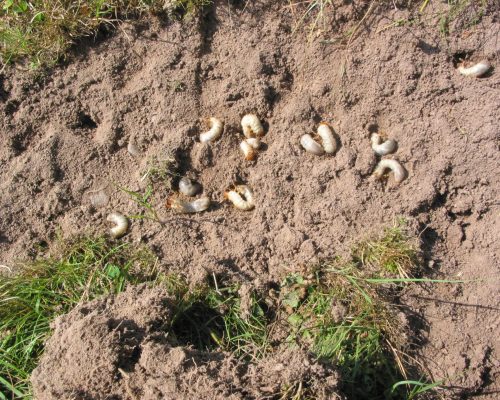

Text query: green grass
(0, 238), (268, 400)
(279, 221), (441, 399)
(118, 183), (162, 222)
(352, 221), (420, 279)
(163, 220), (446, 399)
(0, 222), (448, 400)
(0, 0), (212, 68)
(0, 236), (159, 399)
(168, 277), (270, 361)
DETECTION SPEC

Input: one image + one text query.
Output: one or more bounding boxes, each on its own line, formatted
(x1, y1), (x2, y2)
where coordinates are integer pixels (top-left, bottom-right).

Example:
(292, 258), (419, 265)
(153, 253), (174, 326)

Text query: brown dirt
(1, 0), (499, 398)
(31, 285), (343, 400)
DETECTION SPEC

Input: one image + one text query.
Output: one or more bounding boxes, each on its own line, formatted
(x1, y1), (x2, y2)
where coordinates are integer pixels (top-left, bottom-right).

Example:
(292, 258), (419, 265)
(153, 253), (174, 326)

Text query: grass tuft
(0, 0), (212, 68)
(168, 279), (270, 361)
(279, 220), (434, 399)
(0, 236), (159, 399)
(352, 220), (420, 279)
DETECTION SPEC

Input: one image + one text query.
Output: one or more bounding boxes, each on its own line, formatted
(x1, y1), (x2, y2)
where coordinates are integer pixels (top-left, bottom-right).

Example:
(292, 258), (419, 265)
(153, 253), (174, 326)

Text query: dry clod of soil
(127, 140), (141, 156)
(31, 286), (343, 400)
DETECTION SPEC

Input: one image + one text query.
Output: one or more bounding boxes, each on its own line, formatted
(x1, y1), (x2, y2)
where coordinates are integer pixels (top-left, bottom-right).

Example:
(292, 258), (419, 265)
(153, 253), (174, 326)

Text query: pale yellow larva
(200, 117), (224, 143)
(373, 159), (407, 184)
(224, 185), (255, 211)
(240, 138), (261, 160)
(458, 60), (491, 78)
(370, 133), (397, 156)
(317, 122), (337, 154)
(300, 122), (338, 155)
(300, 134), (324, 155)
(166, 196), (211, 213)
(106, 213), (129, 238)
(241, 114), (264, 138)
(178, 177), (201, 196)
(245, 138), (261, 149)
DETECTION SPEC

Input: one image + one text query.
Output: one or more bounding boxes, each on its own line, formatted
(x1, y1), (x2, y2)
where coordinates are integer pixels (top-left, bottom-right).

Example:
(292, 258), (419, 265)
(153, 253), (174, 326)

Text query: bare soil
(0, 0), (499, 398)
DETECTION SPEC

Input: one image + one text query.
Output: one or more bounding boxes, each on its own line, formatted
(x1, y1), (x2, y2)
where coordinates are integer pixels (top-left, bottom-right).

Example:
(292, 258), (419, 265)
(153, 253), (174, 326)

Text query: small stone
(127, 141), (140, 157)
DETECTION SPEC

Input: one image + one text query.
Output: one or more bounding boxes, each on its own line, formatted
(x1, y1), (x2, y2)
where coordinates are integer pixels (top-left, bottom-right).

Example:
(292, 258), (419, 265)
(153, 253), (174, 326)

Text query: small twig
(213, 272), (222, 295)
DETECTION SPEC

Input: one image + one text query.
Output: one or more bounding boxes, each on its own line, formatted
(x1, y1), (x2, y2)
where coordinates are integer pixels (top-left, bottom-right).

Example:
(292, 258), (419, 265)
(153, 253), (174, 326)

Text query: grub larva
(317, 123), (337, 154)
(245, 138), (261, 149)
(224, 185), (255, 211)
(458, 60), (491, 78)
(179, 177), (201, 196)
(166, 196), (211, 213)
(300, 123), (338, 155)
(241, 114), (264, 138)
(200, 117), (224, 143)
(373, 159), (407, 184)
(371, 133), (397, 156)
(240, 138), (261, 160)
(300, 134), (325, 155)
(106, 213), (129, 238)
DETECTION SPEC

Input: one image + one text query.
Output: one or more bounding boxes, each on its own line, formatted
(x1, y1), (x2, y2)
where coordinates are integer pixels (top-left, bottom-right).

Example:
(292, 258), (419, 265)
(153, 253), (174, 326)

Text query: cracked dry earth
(0, 0), (499, 398)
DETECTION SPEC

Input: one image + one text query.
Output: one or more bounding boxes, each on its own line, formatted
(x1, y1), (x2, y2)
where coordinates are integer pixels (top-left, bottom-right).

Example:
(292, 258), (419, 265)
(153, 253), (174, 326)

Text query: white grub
(240, 138), (261, 160)
(373, 159), (407, 184)
(225, 185), (255, 211)
(300, 134), (324, 155)
(370, 133), (397, 156)
(90, 191), (109, 208)
(245, 137), (261, 149)
(106, 213), (129, 238)
(127, 141), (140, 156)
(317, 122), (337, 154)
(200, 117), (224, 143)
(178, 177), (201, 196)
(458, 60), (491, 77)
(241, 114), (264, 138)
(166, 196), (211, 213)
(240, 140), (256, 161)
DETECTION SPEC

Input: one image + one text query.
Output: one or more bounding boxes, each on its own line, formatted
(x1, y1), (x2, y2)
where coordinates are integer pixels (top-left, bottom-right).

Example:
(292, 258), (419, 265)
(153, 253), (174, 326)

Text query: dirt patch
(1, 0), (499, 397)
(31, 285), (343, 399)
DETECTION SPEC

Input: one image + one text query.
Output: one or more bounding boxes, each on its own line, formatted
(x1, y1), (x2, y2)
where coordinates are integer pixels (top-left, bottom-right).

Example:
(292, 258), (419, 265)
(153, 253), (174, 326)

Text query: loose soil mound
(31, 285), (343, 399)
(1, 0), (499, 397)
